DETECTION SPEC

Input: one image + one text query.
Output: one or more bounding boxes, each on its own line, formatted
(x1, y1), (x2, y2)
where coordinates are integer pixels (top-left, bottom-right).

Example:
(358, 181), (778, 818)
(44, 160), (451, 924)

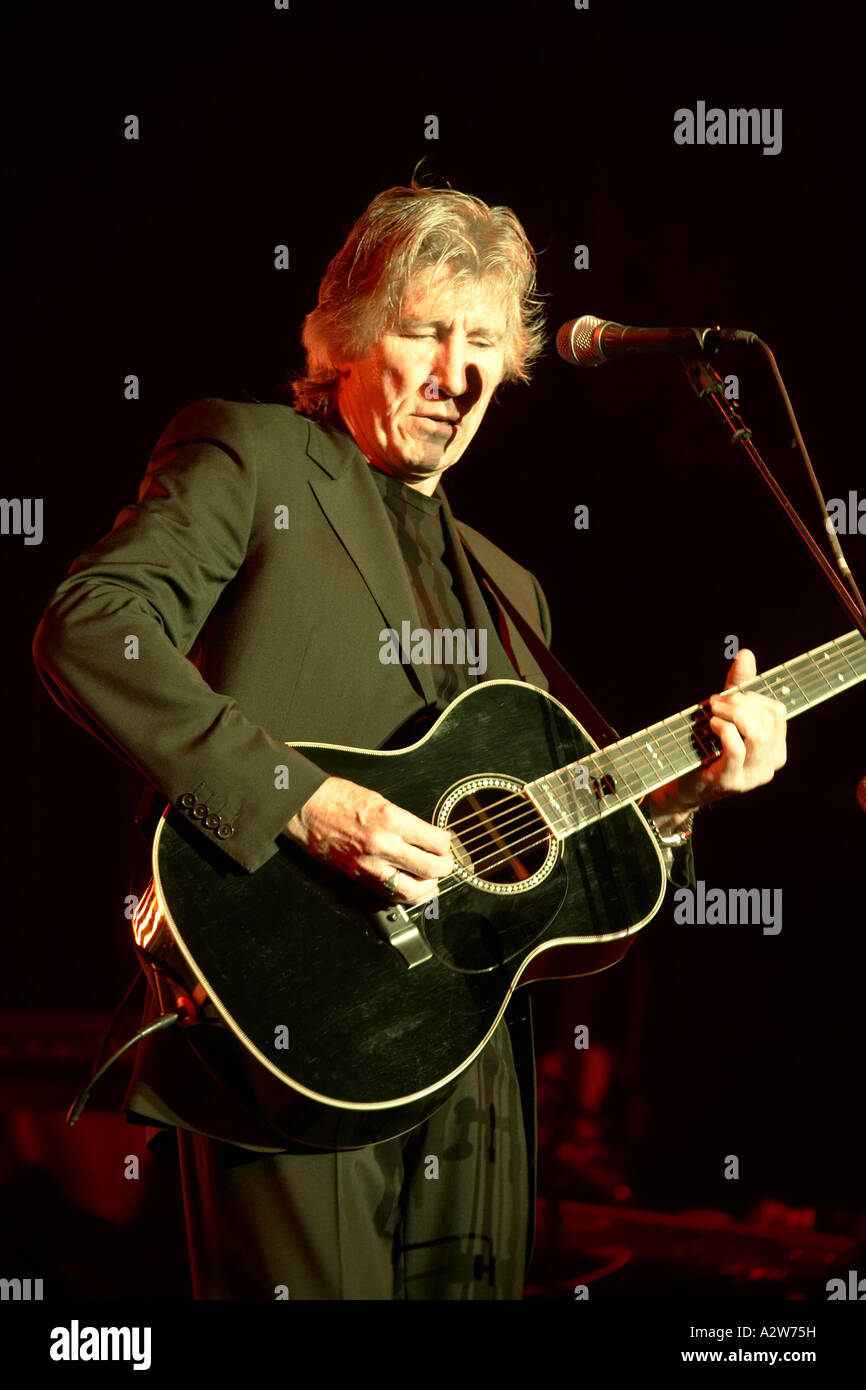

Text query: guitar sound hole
(438, 780), (556, 893)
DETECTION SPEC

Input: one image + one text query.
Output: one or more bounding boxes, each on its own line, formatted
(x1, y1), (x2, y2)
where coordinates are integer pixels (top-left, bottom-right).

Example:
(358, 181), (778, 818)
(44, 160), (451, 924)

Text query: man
(33, 182), (787, 1300)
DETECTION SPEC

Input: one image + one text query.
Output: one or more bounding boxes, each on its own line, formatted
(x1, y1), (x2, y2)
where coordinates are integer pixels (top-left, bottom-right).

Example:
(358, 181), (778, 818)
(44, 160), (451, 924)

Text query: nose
(430, 335), (467, 399)
(430, 334), (487, 403)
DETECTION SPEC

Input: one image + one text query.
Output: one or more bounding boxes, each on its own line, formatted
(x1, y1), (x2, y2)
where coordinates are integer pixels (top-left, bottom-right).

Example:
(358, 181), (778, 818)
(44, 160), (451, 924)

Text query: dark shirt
(370, 467), (479, 709)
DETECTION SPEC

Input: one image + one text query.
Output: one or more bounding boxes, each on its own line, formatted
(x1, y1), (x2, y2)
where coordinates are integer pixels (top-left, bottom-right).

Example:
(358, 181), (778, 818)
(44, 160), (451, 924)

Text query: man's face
(334, 265), (509, 494)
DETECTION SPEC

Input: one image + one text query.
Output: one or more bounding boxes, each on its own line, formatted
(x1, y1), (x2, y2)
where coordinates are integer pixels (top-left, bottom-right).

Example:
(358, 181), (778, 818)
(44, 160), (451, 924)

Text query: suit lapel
(304, 419), (438, 706)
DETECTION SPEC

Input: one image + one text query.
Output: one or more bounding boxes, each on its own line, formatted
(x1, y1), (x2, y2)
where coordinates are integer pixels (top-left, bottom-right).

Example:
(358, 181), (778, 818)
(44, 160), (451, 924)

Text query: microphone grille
(557, 315), (605, 366)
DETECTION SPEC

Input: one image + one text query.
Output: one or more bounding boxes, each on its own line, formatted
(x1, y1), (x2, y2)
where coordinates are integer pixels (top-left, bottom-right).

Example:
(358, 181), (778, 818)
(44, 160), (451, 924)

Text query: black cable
(66, 1011), (184, 1127)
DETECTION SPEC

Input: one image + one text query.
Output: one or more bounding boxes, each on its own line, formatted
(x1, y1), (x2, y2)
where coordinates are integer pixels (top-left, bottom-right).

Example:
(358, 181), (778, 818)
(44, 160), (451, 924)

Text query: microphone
(557, 315), (757, 367)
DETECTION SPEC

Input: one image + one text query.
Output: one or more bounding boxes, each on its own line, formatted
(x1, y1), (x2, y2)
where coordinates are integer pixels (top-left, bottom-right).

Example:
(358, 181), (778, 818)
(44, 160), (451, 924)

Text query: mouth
(414, 413), (459, 433)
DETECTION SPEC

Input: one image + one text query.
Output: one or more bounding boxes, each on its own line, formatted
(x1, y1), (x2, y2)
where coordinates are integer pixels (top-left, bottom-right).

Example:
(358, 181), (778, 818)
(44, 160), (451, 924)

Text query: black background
(3, 0), (864, 1293)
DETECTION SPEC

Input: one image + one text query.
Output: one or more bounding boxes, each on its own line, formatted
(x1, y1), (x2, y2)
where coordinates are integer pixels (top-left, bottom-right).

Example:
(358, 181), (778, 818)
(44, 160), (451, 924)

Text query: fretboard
(527, 630), (866, 838)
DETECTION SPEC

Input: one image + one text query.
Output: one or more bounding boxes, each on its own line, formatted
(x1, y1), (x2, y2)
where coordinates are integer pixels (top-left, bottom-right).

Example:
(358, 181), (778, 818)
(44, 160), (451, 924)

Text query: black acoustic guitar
(134, 630), (864, 1148)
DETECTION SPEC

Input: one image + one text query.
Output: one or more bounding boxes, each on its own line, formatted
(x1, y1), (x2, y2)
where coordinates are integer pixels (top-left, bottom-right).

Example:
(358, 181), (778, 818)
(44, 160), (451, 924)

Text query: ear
(328, 356), (352, 388)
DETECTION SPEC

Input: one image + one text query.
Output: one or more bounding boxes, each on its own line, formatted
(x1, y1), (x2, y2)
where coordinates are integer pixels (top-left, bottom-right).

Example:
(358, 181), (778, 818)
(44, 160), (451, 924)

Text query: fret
(527, 631), (865, 838)
(526, 775), (571, 838)
(779, 660), (810, 707)
(747, 634), (865, 715)
(837, 641), (863, 683)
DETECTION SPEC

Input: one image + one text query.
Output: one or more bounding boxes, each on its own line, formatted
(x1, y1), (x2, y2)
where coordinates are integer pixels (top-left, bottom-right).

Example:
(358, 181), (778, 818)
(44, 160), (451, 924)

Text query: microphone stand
(681, 356), (866, 640)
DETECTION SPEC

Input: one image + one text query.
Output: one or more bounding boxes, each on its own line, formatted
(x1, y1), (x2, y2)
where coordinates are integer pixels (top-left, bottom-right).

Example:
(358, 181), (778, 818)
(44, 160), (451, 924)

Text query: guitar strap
(462, 544), (620, 749)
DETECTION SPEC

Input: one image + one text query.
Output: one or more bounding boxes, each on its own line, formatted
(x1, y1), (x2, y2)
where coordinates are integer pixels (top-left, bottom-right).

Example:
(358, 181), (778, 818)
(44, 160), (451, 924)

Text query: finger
(712, 689), (784, 715)
(387, 803), (453, 857)
(709, 714), (747, 771)
(710, 694), (782, 749)
(709, 701), (787, 789)
(345, 853), (442, 903)
(724, 646), (757, 690)
(367, 863), (442, 904)
(375, 834), (454, 884)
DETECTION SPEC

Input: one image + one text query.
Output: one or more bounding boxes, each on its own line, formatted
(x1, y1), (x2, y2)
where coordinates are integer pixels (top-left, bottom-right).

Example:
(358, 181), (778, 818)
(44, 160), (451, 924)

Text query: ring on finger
(383, 869), (400, 896)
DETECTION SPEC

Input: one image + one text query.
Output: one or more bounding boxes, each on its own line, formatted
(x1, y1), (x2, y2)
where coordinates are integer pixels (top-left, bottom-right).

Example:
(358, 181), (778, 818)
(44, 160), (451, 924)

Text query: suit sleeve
(32, 399), (328, 873)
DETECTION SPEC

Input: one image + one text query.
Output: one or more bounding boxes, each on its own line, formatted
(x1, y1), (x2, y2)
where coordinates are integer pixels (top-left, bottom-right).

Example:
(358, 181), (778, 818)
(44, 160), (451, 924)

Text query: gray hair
(292, 182), (546, 418)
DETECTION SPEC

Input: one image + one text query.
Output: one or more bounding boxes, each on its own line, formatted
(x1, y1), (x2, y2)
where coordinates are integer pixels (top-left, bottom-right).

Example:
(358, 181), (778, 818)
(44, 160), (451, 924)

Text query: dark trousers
(175, 1019), (529, 1300)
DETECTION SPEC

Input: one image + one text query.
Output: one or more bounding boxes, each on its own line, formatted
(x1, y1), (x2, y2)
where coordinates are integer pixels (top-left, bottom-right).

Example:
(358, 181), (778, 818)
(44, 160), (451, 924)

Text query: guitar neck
(528, 630), (866, 837)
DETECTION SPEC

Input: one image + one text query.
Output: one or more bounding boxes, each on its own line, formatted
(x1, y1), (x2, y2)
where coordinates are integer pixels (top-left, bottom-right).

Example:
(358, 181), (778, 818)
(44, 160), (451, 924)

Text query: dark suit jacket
(33, 398), (553, 1147)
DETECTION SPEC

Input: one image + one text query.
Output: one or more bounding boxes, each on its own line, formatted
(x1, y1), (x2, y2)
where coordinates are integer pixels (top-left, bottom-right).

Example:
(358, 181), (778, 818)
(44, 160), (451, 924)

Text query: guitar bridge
(370, 905), (433, 968)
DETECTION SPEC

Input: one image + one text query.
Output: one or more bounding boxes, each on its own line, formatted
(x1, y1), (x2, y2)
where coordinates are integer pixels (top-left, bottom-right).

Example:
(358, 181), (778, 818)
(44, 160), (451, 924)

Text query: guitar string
(403, 645), (864, 909)
(403, 695), (861, 911)
(443, 658), (791, 846)
(419, 800), (628, 910)
(451, 763), (693, 878)
(447, 703), (719, 858)
(509, 643), (860, 839)
(555, 639), (861, 810)
(449, 695), (797, 866)
(448, 678), (786, 864)
(443, 696), (719, 843)
(834, 642), (864, 682)
(439, 642), (861, 847)
(540, 705), (715, 827)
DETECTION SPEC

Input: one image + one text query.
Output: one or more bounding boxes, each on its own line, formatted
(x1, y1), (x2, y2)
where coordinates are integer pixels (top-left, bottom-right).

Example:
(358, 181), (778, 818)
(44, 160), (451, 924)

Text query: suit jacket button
(216, 824), (234, 839)
(178, 793), (196, 809)
(204, 814), (221, 830)
(192, 803), (208, 819)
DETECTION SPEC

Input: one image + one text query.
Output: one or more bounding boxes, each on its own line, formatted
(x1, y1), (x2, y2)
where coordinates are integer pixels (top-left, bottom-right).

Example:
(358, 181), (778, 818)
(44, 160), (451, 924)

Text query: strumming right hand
(283, 776), (454, 903)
